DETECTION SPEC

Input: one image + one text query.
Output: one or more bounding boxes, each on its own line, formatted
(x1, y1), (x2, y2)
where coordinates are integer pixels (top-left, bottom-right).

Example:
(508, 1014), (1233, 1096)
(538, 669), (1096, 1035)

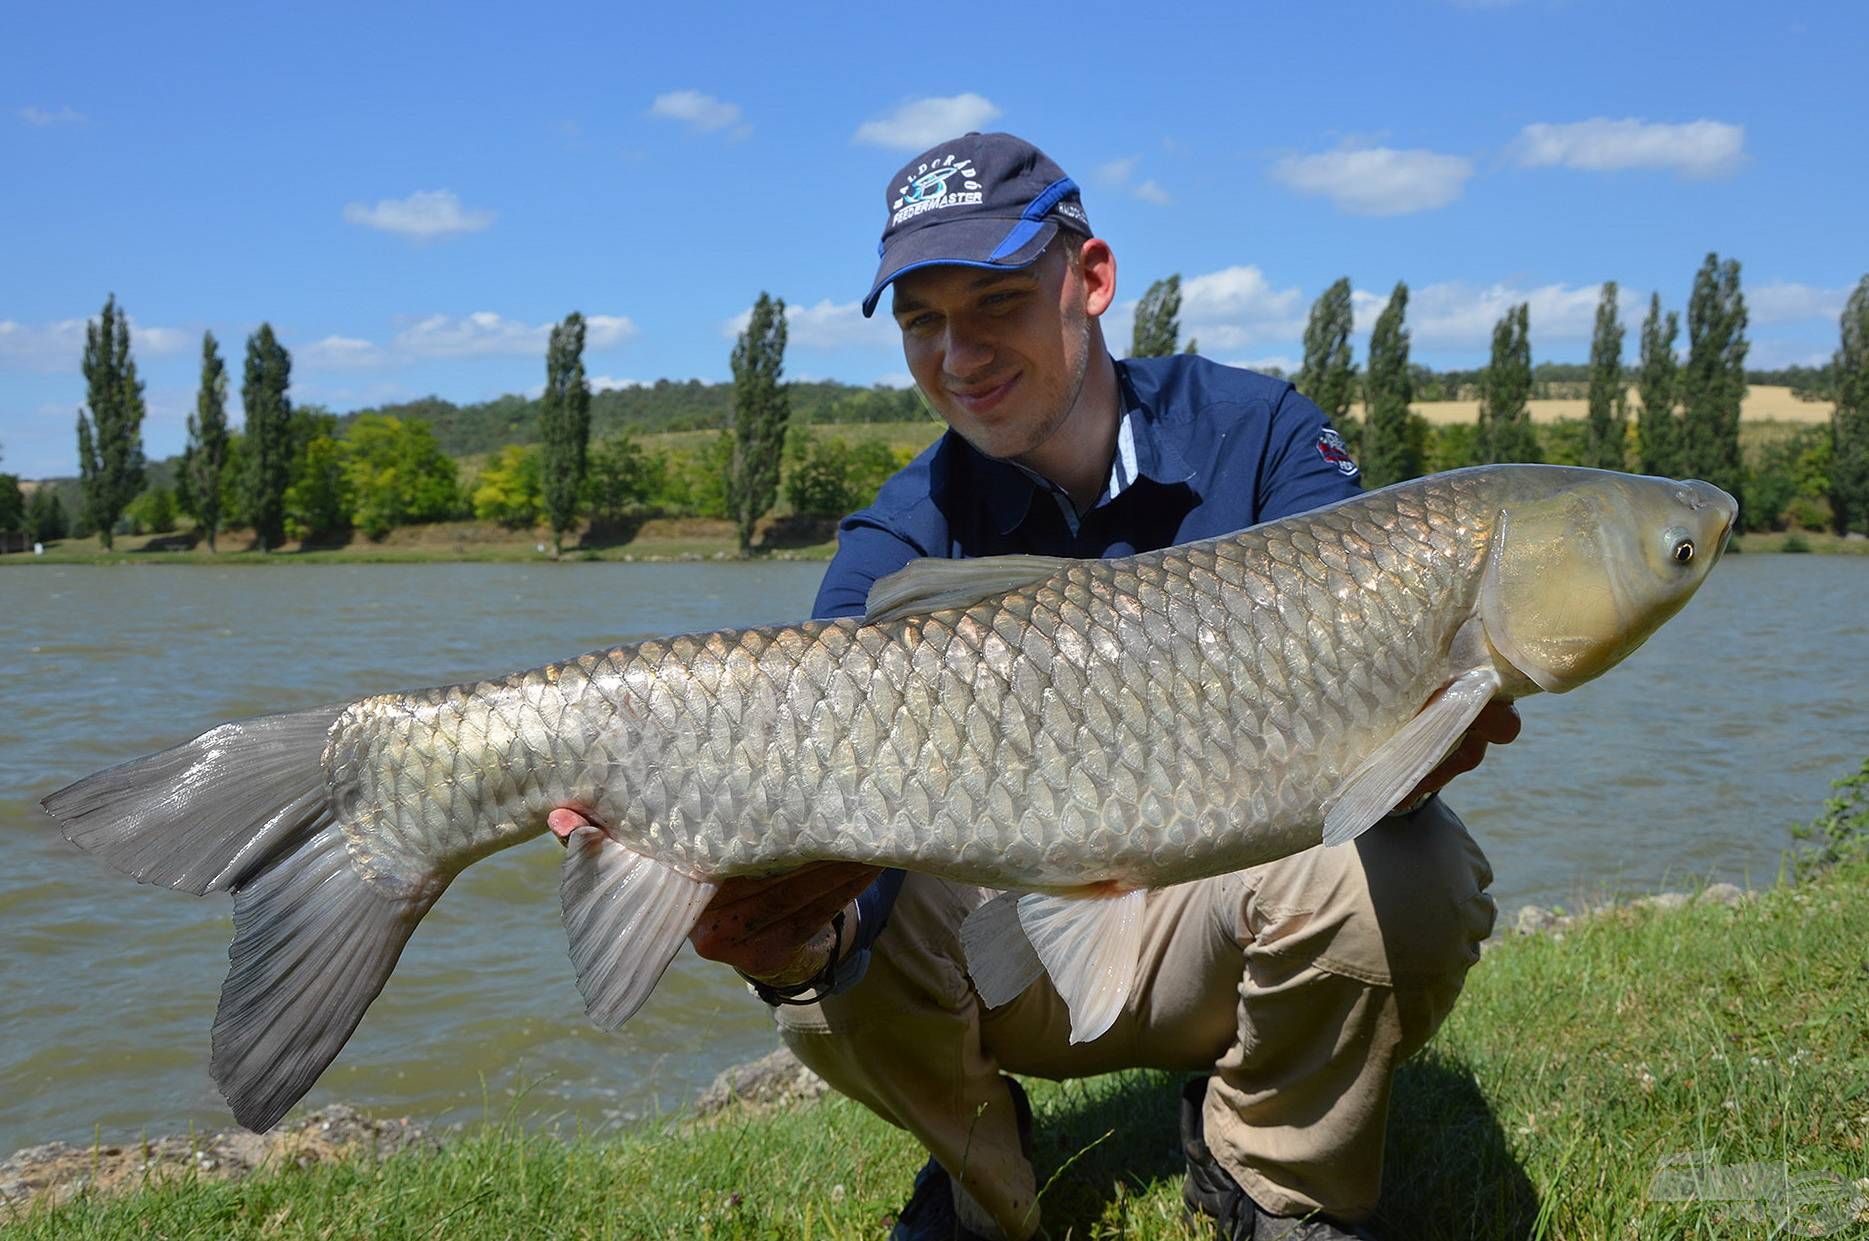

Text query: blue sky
(2, 0), (1861, 479)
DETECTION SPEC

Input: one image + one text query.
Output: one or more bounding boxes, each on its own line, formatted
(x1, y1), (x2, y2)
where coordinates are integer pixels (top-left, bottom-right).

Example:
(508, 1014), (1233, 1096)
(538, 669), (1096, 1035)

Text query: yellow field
(1353, 384), (1834, 427)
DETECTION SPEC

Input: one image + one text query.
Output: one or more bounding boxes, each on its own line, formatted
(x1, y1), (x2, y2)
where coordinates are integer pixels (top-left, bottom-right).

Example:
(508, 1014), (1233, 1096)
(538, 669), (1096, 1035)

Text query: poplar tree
(1130, 275), (1182, 357)
(1680, 252), (1748, 516)
(75, 294), (147, 549)
(1361, 282), (1420, 488)
(1477, 303), (1540, 463)
(539, 312), (591, 556)
(243, 323), (294, 551)
(1636, 294), (1681, 477)
(1831, 274), (1869, 536)
(1298, 277), (1358, 433)
(728, 293), (789, 555)
(1584, 282), (1628, 470)
(186, 331), (231, 551)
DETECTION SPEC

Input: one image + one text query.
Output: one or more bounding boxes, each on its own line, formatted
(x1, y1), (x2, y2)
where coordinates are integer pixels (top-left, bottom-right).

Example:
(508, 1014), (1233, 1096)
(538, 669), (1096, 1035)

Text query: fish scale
(42, 465), (1737, 1128)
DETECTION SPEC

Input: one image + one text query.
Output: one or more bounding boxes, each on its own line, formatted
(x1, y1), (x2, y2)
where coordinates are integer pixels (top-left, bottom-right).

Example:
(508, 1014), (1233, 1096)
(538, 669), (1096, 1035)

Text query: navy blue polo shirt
(810, 353), (1363, 990)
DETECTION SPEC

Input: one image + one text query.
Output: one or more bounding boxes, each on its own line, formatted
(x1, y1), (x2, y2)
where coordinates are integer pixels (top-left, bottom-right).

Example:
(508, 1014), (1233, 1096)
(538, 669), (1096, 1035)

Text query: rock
(1514, 904), (1557, 935)
(1636, 891), (1690, 912)
(696, 1046), (828, 1115)
(1699, 882), (1746, 907)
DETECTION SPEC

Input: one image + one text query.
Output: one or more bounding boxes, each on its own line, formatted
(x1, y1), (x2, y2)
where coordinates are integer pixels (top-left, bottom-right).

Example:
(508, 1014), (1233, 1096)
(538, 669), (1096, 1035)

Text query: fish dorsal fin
(1016, 887), (1147, 1044)
(959, 889), (1046, 1007)
(864, 554), (1072, 626)
(1320, 666), (1501, 848)
(560, 827), (718, 1031)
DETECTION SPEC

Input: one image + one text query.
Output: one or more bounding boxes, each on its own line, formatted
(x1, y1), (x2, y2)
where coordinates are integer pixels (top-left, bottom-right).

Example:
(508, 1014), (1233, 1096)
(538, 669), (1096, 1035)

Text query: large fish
(42, 465), (1734, 1130)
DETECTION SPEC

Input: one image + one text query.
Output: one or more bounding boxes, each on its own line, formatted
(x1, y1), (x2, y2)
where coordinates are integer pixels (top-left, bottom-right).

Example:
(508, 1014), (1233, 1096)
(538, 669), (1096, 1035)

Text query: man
(553, 132), (1513, 1239)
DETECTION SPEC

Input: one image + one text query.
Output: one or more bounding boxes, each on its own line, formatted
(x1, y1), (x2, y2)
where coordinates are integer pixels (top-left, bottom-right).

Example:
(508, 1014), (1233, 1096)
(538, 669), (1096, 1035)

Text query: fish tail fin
(40, 704), (350, 895)
(212, 824), (435, 1131)
(41, 704), (439, 1131)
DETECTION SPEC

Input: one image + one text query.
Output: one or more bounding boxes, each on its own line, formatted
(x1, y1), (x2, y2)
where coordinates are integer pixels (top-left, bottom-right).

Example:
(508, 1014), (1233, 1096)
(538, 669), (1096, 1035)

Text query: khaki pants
(775, 799), (1496, 1239)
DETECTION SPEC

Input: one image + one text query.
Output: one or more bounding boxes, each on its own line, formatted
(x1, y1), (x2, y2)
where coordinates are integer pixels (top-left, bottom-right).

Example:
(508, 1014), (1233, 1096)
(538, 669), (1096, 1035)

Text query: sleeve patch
(1316, 427), (1360, 477)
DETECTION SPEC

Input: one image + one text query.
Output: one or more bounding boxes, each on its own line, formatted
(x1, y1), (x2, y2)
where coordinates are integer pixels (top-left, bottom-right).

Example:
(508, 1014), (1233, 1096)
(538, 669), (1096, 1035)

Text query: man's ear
(1080, 238), (1117, 316)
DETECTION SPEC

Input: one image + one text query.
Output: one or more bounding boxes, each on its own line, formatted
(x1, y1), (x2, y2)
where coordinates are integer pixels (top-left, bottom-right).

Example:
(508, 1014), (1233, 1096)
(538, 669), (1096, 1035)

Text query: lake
(1, 555), (1864, 1154)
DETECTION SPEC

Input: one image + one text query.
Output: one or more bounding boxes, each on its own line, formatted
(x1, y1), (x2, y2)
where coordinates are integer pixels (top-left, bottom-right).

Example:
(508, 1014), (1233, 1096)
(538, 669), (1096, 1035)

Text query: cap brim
(862, 217), (1061, 317)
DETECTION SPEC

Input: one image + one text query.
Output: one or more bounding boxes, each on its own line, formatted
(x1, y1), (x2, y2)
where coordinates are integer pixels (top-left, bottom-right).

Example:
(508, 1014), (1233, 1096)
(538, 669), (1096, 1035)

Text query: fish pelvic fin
(1016, 887), (1147, 1045)
(212, 824), (438, 1132)
(959, 890), (1046, 1007)
(1321, 666), (1502, 848)
(40, 703), (349, 895)
(560, 826), (717, 1031)
(864, 553), (1072, 626)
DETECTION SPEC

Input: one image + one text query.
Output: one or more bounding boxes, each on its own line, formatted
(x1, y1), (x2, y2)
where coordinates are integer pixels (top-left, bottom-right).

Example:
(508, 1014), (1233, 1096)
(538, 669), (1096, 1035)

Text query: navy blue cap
(862, 132), (1091, 318)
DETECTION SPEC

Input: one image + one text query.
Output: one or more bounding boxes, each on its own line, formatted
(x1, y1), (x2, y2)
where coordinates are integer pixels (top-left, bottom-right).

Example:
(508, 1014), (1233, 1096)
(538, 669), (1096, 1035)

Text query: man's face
(889, 238), (1112, 463)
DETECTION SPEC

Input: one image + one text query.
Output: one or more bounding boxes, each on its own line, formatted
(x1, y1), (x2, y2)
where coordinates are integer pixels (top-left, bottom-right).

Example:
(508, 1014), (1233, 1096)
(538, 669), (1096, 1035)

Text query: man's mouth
(949, 374), (1018, 415)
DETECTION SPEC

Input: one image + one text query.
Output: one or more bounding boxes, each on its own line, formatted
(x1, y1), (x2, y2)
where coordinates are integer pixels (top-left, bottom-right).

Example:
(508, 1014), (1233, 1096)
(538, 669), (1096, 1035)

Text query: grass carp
(41, 464), (1735, 1130)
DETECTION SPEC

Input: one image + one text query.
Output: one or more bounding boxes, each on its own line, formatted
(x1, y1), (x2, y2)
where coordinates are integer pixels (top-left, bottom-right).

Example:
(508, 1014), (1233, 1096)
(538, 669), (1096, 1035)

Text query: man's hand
(545, 809), (881, 988)
(1397, 699), (1521, 812)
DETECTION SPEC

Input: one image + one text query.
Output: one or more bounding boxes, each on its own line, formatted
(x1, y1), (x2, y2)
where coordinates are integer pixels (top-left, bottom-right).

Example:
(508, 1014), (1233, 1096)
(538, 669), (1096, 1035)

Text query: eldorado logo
(891, 154), (982, 226)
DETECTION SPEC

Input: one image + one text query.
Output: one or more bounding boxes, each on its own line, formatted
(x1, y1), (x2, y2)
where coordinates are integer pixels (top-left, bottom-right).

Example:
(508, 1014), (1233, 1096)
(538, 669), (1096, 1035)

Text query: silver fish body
(43, 464), (1737, 1128)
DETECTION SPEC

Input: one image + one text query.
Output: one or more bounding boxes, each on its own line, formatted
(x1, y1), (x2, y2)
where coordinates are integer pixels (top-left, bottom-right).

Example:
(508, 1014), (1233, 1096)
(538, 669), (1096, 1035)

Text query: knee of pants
(1240, 796), (1496, 989)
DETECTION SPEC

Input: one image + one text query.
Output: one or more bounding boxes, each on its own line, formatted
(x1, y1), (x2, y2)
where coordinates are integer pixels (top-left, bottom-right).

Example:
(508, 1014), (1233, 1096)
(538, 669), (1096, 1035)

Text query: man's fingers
(1470, 700), (1522, 745)
(546, 808), (589, 844)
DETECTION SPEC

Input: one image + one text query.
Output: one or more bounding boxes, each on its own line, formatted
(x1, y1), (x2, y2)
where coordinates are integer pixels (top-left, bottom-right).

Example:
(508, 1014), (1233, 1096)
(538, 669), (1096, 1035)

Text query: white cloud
(1108, 266), (1304, 355)
(1508, 118), (1745, 179)
(300, 335), (386, 369)
(342, 190), (495, 240)
(291, 312), (637, 369)
(720, 299), (897, 351)
(19, 105), (85, 126)
(1749, 281), (1849, 324)
(853, 94), (1001, 150)
(1133, 179), (1172, 206)
(1093, 155), (1172, 205)
(875, 372), (915, 389)
(1229, 355), (1301, 375)
(649, 90), (748, 137)
(0, 315), (188, 373)
(1270, 146), (1474, 215)
(1350, 281), (1619, 349)
(591, 375), (645, 391)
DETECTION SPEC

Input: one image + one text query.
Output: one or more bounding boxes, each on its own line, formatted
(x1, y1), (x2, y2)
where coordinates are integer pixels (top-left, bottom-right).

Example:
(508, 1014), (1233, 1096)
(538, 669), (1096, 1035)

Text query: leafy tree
(286, 433), (352, 542)
(26, 486), (68, 542)
(657, 433), (732, 519)
(472, 444), (543, 528)
(0, 472), (22, 533)
(1636, 294), (1681, 477)
(242, 324), (294, 550)
(539, 312), (591, 555)
(1477, 303), (1539, 464)
(1297, 277), (1358, 434)
(1830, 274), (1869, 536)
(126, 485), (177, 534)
(727, 293), (790, 554)
(1130, 275), (1182, 358)
(1361, 282), (1420, 488)
(1584, 282), (1627, 470)
(345, 414), (460, 538)
(185, 331), (231, 550)
(1680, 252), (1748, 516)
(76, 295), (148, 549)
(1183, 338), (1198, 356)
(585, 431), (663, 528)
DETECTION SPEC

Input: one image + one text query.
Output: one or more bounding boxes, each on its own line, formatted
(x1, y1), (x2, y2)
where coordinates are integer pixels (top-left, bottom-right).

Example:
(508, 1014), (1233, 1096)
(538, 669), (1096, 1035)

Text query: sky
(2, 0), (1863, 479)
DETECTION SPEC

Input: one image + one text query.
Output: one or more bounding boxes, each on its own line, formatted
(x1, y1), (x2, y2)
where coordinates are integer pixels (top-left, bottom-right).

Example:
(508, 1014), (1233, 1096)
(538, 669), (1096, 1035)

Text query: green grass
(10, 860), (1866, 1238)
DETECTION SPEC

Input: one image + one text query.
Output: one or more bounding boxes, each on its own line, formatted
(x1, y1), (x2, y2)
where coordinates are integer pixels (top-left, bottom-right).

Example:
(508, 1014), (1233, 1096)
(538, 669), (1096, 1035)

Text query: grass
(9, 859), (1866, 1239)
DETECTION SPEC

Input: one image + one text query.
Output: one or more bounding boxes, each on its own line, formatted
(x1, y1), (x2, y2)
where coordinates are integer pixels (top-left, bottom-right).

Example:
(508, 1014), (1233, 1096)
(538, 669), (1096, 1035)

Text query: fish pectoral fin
(959, 890), (1046, 1007)
(864, 554), (1073, 626)
(1321, 667), (1503, 848)
(1016, 887), (1147, 1045)
(560, 827), (718, 1032)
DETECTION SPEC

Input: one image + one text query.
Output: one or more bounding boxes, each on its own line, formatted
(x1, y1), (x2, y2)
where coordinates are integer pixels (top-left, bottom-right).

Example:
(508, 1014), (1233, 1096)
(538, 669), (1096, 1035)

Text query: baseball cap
(862, 132), (1092, 318)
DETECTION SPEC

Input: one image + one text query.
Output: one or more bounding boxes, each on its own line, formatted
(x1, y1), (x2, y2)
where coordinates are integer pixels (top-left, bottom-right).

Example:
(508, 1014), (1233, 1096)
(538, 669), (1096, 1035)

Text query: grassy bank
(10, 859), (1866, 1239)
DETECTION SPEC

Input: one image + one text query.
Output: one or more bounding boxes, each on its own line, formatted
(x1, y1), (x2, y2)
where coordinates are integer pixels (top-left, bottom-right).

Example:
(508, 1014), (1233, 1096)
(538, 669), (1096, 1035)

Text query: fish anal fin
(864, 554), (1073, 626)
(959, 890), (1045, 1007)
(1321, 667), (1502, 848)
(1015, 887), (1146, 1044)
(560, 827), (717, 1031)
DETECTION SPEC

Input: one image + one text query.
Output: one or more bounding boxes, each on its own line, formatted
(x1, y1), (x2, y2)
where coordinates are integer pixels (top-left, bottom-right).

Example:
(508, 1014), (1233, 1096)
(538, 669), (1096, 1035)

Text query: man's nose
(943, 322), (994, 376)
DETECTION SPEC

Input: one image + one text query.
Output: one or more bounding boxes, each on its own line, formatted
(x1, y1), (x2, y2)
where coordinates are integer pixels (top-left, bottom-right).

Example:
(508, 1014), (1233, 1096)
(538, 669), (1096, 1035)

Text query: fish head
(1479, 467), (1736, 694)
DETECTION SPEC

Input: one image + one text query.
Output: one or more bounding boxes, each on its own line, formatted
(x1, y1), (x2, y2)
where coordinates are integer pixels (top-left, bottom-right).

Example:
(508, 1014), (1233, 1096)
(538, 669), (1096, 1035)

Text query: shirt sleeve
(808, 517), (927, 995)
(1254, 385), (1365, 523)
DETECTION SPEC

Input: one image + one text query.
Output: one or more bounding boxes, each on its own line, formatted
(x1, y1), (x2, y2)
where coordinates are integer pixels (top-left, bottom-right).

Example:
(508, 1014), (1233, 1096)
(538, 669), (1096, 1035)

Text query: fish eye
(1671, 538), (1695, 564)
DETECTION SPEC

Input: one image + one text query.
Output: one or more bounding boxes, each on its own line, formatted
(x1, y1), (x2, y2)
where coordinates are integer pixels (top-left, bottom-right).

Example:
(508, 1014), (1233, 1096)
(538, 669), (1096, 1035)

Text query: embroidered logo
(891, 154), (982, 226)
(1316, 428), (1359, 477)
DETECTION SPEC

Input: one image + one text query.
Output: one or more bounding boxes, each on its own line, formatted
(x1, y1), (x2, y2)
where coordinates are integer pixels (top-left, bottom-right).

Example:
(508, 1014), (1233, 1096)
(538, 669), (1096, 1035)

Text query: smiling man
(604, 133), (1511, 1240)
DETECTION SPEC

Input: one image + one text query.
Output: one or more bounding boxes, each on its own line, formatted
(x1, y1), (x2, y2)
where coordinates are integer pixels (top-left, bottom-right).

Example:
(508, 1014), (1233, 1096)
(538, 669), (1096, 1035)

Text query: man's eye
(900, 314), (937, 333)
